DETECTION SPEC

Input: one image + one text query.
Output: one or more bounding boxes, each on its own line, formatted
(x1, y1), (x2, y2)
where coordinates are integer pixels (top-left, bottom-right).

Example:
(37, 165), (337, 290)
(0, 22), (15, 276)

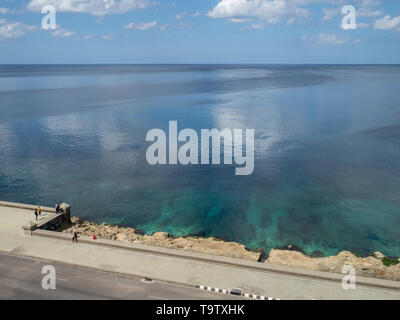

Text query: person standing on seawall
(72, 232), (79, 244)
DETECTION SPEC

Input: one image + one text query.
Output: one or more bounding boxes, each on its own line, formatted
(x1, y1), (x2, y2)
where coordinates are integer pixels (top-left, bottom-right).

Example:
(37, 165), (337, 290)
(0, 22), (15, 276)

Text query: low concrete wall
(32, 228), (400, 292)
(0, 201), (56, 213)
(36, 213), (64, 230)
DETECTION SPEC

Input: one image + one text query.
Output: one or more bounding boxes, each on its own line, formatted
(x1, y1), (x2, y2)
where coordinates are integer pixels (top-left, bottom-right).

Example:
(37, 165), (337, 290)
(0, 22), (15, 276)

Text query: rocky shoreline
(61, 217), (261, 261)
(61, 216), (400, 281)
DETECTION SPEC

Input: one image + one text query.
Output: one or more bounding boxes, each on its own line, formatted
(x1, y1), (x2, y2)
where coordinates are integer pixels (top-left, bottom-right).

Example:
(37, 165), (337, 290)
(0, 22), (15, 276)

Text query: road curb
(195, 285), (229, 294)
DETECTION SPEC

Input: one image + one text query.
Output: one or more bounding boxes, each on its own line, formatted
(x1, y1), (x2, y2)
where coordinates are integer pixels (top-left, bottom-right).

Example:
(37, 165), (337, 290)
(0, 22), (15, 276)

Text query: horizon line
(1, 63), (400, 66)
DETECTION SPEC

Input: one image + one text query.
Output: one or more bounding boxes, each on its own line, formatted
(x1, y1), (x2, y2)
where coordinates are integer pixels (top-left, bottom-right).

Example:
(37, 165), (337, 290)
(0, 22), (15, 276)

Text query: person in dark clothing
(34, 210), (38, 221)
(72, 232), (79, 243)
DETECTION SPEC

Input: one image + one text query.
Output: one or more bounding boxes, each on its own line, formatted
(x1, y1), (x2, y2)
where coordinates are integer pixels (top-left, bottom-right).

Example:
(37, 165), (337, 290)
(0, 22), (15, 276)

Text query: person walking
(34, 209), (38, 221)
(72, 232), (79, 244)
(37, 207), (41, 216)
(55, 203), (59, 213)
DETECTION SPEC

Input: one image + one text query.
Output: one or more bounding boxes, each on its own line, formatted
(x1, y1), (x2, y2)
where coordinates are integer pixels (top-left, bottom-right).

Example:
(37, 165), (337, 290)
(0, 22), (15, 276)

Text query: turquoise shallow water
(0, 65), (399, 257)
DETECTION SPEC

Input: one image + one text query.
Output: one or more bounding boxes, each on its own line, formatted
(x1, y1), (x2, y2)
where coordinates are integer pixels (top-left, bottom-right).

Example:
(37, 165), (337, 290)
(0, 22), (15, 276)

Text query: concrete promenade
(0, 201), (399, 300)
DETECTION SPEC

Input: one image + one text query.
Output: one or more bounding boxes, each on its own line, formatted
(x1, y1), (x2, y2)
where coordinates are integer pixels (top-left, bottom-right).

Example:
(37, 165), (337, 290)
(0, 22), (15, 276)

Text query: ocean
(1, 64), (399, 258)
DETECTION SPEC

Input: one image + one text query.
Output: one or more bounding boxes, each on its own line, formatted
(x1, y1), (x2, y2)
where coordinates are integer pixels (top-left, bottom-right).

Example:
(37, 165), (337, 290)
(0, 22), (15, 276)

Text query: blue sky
(0, 0), (400, 64)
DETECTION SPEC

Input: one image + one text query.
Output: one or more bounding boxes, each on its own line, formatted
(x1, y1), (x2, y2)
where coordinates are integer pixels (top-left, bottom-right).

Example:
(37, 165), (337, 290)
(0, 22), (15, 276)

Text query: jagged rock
(374, 251), (385, 259)
(153, 232), (170, 240)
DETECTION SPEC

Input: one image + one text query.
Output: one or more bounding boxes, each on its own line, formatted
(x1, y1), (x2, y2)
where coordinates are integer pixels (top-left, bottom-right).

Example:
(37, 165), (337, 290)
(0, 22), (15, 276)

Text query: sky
(0, 0), (400, 64)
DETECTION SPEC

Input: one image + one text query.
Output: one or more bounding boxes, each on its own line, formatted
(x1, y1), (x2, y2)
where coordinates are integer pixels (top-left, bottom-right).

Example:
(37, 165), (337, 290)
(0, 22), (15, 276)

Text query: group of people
(33, 203), (63, 221)
(32, 203), (94, 244)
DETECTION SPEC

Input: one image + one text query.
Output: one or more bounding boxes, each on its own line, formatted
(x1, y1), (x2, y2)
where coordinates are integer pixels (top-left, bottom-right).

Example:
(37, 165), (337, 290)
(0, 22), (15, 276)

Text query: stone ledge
(0, 201), (56, 213)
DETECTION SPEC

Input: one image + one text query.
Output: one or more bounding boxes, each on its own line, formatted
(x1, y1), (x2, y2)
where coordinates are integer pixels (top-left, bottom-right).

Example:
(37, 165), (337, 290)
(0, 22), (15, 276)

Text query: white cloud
(0, 6), (21, 14)
(177, 10), (203, 19)
(52, 28), (76, 38)
(102, 34), (113, 40)
(174, 22), (197, 30)
(176, 11), (187, 20)
(357, 0), (382, 17)
(123, 21), (157, 30)
(83, 34), (94, 40)
(243, 23), (265, 30)
(304, 33), (350, 47)
(317, 33), (348, 46)
(358, 8), (382, 17)
(0, 7), (11, 14)
(356, 22), (369, 29)
(322, 7), (339, 21)
(193, 11), (203, 17)
(27, 0), (154, 16)
(159, 22), (197, 31)
(207, 0), (314, 25)
(374, 15), (400, 30)
(160, 24), (169, 31)
(0, 19), (36, 41)
(229, 18), (252, 23)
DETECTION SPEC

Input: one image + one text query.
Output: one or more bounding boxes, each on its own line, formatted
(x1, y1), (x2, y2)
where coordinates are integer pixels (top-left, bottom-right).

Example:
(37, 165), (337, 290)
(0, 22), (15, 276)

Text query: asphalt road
(0, 252), (243, 300)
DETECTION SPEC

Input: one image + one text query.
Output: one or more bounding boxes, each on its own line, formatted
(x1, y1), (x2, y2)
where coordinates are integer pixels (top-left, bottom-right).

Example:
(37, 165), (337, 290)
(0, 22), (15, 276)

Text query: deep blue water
(1, 64), (400, 258)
